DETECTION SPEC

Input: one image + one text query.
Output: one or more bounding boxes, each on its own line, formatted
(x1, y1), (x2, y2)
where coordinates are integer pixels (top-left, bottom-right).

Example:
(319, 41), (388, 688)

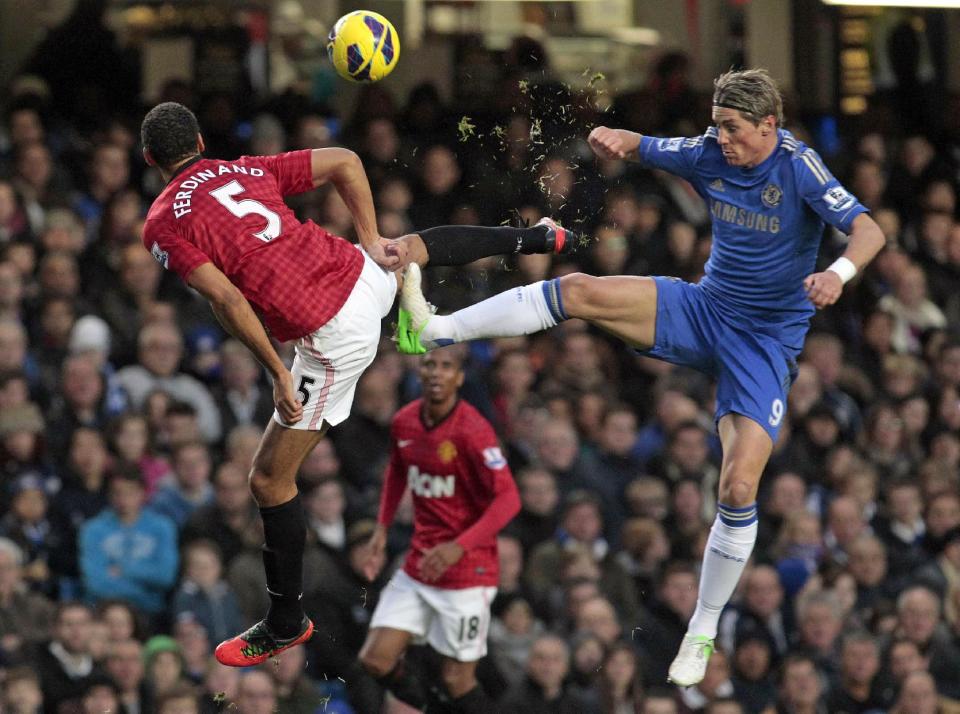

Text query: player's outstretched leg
(397, 217), (584, 268)
(668, 414), (769, 686)
(396, 267), (657, 354)
(215, 422), (323, 666)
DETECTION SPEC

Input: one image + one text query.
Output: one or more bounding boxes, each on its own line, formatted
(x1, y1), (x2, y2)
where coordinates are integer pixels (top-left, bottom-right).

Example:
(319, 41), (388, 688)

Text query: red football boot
(215, 617), (314, 667)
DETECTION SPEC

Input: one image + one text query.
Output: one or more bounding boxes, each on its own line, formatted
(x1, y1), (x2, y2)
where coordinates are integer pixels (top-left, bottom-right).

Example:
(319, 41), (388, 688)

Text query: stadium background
(1, 0), (960, 712)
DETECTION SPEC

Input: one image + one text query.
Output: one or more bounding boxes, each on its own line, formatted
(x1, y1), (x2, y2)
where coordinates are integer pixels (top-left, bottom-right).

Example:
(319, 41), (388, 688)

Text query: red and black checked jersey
(143, 150), (363, 342)
(377, 399), (520, 589)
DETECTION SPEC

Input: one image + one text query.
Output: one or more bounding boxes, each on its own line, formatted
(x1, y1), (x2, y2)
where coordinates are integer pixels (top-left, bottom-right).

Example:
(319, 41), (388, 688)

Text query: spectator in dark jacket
(180, 461), (261, 566)
(34, 602), (104, 714)
(170, 540), (244, 648)
(501, 634), (591, 714)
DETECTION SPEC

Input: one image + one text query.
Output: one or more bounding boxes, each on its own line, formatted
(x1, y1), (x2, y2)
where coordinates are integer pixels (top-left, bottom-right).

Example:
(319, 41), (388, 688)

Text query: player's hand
(362, 526), (388, 581)
(803, 270), (843, 309)
(418, 541), (464, 582)
(588, 127), (640, 160)
(368, 237), (404, 272)
(273, 371), (303, 425)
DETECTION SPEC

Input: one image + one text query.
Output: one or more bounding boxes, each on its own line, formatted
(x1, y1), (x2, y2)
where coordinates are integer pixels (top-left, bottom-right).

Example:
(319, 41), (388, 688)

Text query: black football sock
(449, 685), (495, 714)
(425, 683), (453, 713)
(374, 660), (427, 709)
(418, 225), (550, 266)
(260, 494), (306, 638)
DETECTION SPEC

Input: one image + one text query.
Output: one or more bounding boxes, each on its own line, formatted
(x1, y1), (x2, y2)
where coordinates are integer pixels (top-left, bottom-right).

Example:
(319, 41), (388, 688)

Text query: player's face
(419, 352), (464, 404)
(712, 106), (774, 168)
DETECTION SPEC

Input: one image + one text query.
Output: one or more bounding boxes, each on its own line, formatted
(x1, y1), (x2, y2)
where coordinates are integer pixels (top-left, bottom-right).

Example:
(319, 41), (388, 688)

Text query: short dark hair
(777, 653), (817, 683)
(108, 463), (146, 490)
(141, 102), (200, 169)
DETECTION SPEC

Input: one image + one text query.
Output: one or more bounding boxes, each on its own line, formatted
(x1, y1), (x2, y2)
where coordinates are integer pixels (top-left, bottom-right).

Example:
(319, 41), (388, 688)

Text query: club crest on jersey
(150, 241), (169, 269)
(407, 465), (455, 498)
(437, 440), (458, 464)
(823, 186), (854, 212)
(761, 183), (782, 208)
(482, 447), (507, 469)
(709, 178), (725, 192)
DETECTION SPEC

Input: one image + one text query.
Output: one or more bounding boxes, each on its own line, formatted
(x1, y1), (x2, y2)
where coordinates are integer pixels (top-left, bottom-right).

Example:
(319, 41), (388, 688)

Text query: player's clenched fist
(803, 270), (843, 309)
(588, 126), (642, 160)
(273, 371), (303, 425)
(418, 541), (465, 582)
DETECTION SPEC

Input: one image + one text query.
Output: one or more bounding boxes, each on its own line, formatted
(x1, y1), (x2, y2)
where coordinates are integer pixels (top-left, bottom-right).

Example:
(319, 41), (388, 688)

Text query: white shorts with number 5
(273, 248), (397, 430)
(370, 569), (497, 662)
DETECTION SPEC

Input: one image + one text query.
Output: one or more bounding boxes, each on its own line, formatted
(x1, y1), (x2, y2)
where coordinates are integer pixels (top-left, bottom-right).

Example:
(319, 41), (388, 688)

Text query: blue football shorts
(641, 276), (800, 443)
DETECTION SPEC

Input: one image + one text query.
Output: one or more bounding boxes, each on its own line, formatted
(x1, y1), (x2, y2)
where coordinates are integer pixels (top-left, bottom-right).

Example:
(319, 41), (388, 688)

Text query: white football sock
(687, 503), (758, 640)
(421, 279), (567, 346)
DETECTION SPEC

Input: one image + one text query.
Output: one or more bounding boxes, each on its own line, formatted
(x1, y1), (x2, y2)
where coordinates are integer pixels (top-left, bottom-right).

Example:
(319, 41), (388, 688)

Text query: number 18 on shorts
(370, 570), (497, 662)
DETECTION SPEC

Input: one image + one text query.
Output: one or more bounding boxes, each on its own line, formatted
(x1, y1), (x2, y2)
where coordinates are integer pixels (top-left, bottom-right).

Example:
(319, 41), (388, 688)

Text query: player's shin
(421, 279), (567, 346)
(687, 503), (758, 639)
(260, 495), (308, 638)
(373, 660), (427, 709)
(418, 224), (553, 265)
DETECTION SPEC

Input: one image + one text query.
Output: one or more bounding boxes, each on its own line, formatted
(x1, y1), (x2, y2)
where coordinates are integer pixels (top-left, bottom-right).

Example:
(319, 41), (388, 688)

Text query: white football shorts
(370, 569), (497, 662)
(274, 248), (397, 430)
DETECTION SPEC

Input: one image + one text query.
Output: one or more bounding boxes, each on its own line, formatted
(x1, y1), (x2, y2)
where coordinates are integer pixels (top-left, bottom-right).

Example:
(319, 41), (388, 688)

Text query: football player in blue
(396, 68), (886, 686)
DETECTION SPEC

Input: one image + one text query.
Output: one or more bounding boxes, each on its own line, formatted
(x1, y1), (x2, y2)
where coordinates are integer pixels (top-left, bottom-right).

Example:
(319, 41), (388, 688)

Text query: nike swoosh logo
(397, 439), (414, 447)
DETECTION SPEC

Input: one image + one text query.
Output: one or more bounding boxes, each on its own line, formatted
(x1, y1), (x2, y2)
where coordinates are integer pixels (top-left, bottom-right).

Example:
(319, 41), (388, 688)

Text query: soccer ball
(327, 11), (400, 83)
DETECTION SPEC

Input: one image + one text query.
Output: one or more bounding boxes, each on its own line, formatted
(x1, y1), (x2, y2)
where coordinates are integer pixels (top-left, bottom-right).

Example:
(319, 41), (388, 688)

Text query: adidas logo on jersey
(407, 465), (455, 498)
(709, 178), (724, 192)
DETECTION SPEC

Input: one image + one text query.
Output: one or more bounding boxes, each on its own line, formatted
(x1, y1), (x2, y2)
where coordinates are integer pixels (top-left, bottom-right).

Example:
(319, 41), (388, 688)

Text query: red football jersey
(143, 150), (364, 342)
(378, 399), (520, 589)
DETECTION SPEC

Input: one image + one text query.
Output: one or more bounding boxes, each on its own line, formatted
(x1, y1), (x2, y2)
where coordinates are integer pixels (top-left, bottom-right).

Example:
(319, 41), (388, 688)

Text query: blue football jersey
(638, 129), (867, 351)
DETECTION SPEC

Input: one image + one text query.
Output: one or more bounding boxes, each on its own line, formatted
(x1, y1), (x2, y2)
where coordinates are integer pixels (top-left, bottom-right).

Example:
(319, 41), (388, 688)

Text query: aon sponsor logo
(408, 465), (455, 498)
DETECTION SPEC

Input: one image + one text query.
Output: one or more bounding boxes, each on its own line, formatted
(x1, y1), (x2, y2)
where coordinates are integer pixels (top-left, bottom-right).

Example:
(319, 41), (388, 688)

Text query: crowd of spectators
(1, 9), (960, 714)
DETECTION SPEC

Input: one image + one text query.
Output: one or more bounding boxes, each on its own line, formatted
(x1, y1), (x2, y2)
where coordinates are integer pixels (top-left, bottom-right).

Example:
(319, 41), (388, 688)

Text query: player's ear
(142, 148), (157, 167)
(197, 133), (206, 154)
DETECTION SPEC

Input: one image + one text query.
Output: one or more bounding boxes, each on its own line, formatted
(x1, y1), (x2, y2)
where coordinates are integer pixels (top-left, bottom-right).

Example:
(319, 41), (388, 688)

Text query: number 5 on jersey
(210, 180), (282, 242)
(298, 376), (316, 406)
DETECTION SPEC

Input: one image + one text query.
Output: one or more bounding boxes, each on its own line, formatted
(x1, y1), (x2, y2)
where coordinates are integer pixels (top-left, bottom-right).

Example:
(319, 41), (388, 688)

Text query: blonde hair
(713, 68), (784, 126)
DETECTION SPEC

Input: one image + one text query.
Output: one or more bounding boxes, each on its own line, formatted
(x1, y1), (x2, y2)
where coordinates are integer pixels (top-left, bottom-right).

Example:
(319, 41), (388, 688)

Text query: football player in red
(359, 347), (520, 713)
(139, 102), (572, 667)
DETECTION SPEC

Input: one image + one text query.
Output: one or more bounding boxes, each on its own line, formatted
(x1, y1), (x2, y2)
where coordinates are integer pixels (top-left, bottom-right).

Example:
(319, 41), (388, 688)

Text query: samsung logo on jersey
(710, 200), (781, 234)
(407, 465), (455, 498)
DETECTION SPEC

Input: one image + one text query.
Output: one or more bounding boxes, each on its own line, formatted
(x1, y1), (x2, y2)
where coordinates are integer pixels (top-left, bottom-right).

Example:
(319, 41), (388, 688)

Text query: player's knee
(248, 468), (273, 504)
(359, 650), (395, 679)
(719, 475), (757, 507)
(559, 272), (597, 315)
(440, 664), (476, 697)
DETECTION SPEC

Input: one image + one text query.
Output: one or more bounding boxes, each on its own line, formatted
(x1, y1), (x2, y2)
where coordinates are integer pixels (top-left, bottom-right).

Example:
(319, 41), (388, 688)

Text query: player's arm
(804, 212), (884, 308)
(185, 263), (301, 425)
(588, 127), (642, 161)
(796, 150), (886, 309)
(310, 148), (401, 271)
(363, 430), (407, 581)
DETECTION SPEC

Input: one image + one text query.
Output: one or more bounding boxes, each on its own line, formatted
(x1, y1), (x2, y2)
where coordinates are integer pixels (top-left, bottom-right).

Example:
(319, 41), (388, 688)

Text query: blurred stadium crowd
(2, 9), (960, 714)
